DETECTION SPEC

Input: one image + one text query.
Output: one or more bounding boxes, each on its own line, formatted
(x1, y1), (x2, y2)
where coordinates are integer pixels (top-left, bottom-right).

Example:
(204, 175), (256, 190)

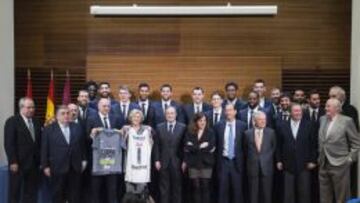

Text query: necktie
(249, 110), (254, 129)
(63, 126), (70, 144)
(196, 105), (200, 113)
(80, 106), (86, 119)
(168, 124), (173, 134)
(311, 110), (317, 122)
(164, 103), (169, 113)
(27, 118), (35, 141)
(214, 113), (219, 125)
(122, 105), (127, 119)
(255, 130), (262, 153)
(103, 117), (109, 129)
(141, 103), (146, 117)
(227, 124), (235, 159)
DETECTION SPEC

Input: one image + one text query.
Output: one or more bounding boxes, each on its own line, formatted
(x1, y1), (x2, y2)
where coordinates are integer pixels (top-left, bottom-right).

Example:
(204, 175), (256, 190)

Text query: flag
(45, 70), (55, 123)
(26, 69), (32, 98)
(62, 70), (71, 105)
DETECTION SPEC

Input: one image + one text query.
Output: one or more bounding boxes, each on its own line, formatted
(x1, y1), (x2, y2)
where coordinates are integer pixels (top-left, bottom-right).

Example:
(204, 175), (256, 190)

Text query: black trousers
(159, 163), (182, 203)
(50, 168), (81, 203)
(91, 174), (119, 203)
(284, 170), (311, 203)
(248, 175), (272, 203)
(217, 158), (243, 203)
(8, 166), (39, 203)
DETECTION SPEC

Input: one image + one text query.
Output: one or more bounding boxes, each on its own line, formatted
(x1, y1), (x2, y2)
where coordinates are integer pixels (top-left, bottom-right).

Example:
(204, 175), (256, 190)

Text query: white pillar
(0, 0), (14, 166)
(351, 0), (360, 197)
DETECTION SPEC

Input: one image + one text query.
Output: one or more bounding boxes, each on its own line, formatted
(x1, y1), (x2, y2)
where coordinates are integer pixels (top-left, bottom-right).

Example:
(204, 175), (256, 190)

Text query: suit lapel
(18, 115), (35, 143)
(55, 123), (69, 146)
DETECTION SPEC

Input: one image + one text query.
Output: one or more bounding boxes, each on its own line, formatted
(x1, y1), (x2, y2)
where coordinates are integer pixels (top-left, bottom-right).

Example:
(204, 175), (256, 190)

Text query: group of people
(4, 79), (360, 203)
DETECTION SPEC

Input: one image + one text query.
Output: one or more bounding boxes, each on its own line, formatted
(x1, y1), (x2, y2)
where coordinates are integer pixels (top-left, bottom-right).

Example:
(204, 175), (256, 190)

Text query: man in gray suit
(318, 98), (360, 203)
(244, 111), (277, 203)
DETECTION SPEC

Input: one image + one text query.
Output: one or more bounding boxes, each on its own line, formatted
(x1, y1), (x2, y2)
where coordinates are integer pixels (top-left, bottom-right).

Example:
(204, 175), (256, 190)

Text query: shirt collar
(98, 112), (109, 119)
(214, 107), (222, 114)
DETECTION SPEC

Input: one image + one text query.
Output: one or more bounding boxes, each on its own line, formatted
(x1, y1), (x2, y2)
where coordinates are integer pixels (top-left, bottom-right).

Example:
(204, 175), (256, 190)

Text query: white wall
(0, 0), (14, 166)
(351, 0), (360, 196)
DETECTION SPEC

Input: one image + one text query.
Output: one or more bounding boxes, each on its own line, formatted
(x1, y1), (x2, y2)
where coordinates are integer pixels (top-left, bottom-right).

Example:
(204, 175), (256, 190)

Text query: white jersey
(124, 125), (153, 183)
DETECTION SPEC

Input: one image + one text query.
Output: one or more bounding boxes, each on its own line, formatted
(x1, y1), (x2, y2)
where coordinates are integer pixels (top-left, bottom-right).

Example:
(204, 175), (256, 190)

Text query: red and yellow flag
(45, 70), (55, 122)
(26, 69), (32, 98)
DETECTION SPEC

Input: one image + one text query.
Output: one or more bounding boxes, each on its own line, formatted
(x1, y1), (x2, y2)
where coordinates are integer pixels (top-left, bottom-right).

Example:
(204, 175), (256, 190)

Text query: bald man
(318, 98), (360, 203)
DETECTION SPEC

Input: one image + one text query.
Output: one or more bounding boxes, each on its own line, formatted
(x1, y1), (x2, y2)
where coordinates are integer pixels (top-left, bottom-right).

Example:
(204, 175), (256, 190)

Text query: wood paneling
(87, 56), (281, 102)
(14, 0), (351, 116)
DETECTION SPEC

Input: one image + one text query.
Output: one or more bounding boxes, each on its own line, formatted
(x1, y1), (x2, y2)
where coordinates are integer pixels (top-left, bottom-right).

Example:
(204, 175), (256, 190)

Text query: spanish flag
(45, 70), (55, 123)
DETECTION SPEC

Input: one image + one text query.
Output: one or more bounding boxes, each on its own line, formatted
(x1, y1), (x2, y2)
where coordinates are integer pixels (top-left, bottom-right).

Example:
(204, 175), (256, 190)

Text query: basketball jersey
(124, 125), (153, 183)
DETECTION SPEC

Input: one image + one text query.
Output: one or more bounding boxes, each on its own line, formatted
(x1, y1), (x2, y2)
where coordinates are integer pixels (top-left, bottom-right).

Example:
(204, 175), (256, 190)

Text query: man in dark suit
(84, 80), (98, 102)
(111, 85), (140, 126)
(318, 98), (360, 203)
(275, 93), (292, 126)
(302, 89), (325, 203)
(276, 103), (317, 203)
(238, 91), (273, 129)
(152, 84), (185, 127)
(77, 89), (97, 123)
(253, 79), (272, 110)
(136, 82), (155, 126)
(222, 81), (246, 112)
(41, 105), (87, 203)
(183, 86), (212, 124)
(205, 91), (226, 129)
(215, 104), (247, 203)
(86, 98), (124, 203)
(244, 111), (277, 203)
(89, 82), (117, 110)
(293, 89), (308, 110)
(154, 106), (187, 203)
(4, 97), (42, 203)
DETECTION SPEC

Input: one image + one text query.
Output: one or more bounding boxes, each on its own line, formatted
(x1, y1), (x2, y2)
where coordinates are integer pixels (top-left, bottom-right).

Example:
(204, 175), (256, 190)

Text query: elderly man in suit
(41, 105), (87, 203)
(244, 111), (276, 203)
(277, 103), (317, 203)
(4, 97), (42, 203)
(318, 98), (360, 203)
(154, 106), (187, 203)
(215, 103), (247, 203)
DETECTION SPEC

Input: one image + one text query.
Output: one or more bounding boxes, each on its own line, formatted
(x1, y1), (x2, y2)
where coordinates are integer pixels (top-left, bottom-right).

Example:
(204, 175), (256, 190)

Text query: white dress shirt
(59, 122), (70, 144)
(99, 112), (111, 129)
(290, 119), (300, 139)
(194, 103), (203, 113)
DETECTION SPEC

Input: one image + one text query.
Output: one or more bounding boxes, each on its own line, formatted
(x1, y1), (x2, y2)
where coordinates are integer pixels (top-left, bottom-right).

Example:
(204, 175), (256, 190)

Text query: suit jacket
(277, 119), (317, 174)
(204, 109), (226, 128)
(341, 102), (359, 131)
(318, 114), (360, 166)
(136, 100), (155, 126)
(4, 115), (42, 171)
(152, 100), (185, 127)
(154, 122), (187, 169)
(303, 107), (326, 126)
(243, 127), (276, 177)
(183, 128), (216, 169)
(183, 102), (212, 124)
(214, 120), (247, 172)
(260, 98), (273, 110)
(41, 122), (86, 175)
(222, 98), (246, 112)
(111, 102), (140, 126)
(237, 106), (273, 129)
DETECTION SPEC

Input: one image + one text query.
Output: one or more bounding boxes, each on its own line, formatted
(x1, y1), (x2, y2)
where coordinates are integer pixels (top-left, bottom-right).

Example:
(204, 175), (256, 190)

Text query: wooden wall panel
(87, 55), (281, 102)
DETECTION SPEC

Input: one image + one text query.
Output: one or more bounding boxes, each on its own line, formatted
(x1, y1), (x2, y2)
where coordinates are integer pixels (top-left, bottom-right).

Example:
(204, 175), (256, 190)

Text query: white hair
(18, 97), (34, 109)
(252, 111), (267, 122)
(326, 98), (342, 113)
(128, 109), (144, 123)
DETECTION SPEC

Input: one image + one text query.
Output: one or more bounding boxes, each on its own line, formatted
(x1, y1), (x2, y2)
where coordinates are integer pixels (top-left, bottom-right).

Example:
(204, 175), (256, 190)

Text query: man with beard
(293, 89), (308, 110)
(84, 80), (98, 102)
(222, 81), (246, 112)
(89, 82), (117, 110)
(253, 79), (272, 110)
(136, 83), (155, 126)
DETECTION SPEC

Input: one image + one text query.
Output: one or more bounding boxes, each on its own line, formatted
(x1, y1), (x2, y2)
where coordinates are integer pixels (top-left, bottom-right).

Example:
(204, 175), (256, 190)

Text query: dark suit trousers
(284, 170), (311, 203)
(8, 165), (39, 203)
(91, 174), (118, 203)
(218, 158), (243, 203)
(50, 168), (81, 203)
(319, 161), (351, 203)
(248, 174), (272, 203)
(159, 163), (182, 203)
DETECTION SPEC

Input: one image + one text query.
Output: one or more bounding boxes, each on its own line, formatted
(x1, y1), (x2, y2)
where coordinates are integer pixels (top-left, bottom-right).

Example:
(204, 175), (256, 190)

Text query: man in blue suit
(238, 91), (273, 129)
(222, 81), (246, 112)
(152, 84), (184, 127)
(183, 86), (212, 124)
(41, 105), (87, 203)
(276, 103), (317, 203)
(86, 98), (124, 203)
(205, 91), (226, 129)
(215, 104), (247, 203)
(89, 82), (117, 110)
(111, 85), (140, 126)
(253, 79), (273, 110)
(136, 82), (155, 126)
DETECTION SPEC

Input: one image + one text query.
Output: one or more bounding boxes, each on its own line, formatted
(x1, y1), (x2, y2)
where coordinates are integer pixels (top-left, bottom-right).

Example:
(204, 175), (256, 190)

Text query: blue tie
(227, 123), (235, 159)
